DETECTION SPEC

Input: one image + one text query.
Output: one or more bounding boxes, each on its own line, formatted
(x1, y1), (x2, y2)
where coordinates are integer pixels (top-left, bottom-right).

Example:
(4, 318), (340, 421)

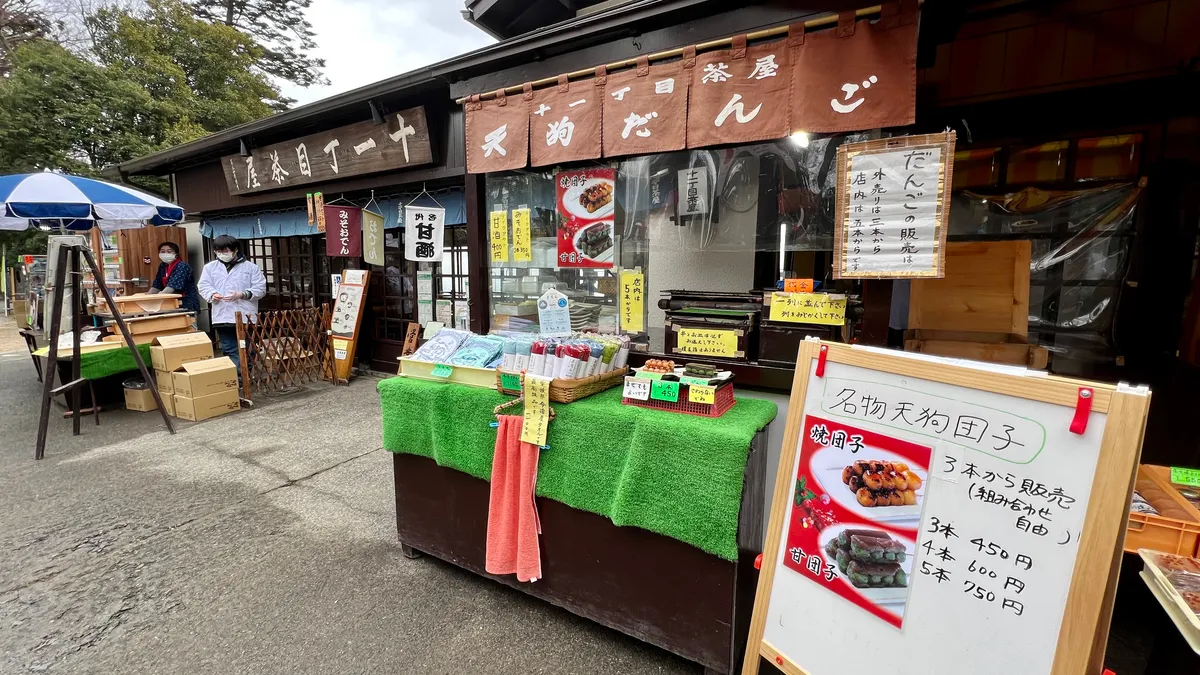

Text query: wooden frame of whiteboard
(741, 340), (1151, 675)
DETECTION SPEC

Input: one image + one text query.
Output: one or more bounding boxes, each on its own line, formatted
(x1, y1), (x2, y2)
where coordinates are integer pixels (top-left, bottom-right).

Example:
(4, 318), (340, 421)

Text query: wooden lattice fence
(235, 305), (333, 401)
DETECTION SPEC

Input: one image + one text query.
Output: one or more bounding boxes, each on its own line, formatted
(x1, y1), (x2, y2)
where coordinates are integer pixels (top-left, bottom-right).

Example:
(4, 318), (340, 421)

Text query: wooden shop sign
(220, 106), (433, 195)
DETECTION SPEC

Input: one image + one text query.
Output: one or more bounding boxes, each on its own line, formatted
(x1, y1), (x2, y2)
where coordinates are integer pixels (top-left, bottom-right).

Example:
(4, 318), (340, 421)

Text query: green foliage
(184, 0), (326, 88)
(0, 230), (49, 270)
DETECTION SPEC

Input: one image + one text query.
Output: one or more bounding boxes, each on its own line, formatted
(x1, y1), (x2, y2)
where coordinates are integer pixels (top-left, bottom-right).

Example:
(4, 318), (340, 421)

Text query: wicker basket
(496, 367), (628, 403)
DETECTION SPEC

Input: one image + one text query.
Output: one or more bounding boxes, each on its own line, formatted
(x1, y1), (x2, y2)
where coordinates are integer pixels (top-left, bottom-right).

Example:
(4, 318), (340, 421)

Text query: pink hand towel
(486, 415), (542, 582)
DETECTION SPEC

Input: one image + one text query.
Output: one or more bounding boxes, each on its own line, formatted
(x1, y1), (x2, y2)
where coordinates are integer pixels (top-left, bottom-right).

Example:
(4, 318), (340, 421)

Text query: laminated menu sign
(677, 328), (738, 358)
(511, 208), (532, 262)
(537, 288), (572, 338)
(784, 415), (931, 628)
(769, 292), (847, 325)
(619, 268), (645, 333)
(834, 132), (955, 279)
(556, 168), (615, 269)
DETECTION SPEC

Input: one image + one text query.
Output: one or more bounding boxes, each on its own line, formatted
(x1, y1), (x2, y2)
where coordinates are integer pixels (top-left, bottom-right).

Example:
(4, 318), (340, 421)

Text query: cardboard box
(155, 370), (175, 396)
(124, 386), (158, 412)
(171, 357), (238, 399)
(150, 332), (213, 372)
(173, 389), (239, 422)
(161, 392), (176, 417)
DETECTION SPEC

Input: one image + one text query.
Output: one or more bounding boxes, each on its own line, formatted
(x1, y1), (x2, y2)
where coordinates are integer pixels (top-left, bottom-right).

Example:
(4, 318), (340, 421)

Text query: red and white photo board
(744, 340), (1150, 675)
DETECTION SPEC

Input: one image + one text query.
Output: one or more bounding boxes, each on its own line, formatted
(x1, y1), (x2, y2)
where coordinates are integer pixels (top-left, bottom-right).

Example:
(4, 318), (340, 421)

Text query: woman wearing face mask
(147, 242), (200, 311)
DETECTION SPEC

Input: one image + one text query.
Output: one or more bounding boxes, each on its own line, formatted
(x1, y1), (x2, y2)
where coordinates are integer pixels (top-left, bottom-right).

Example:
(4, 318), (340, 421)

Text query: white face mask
(159, 253), (176, 264)
(216, 252), (234, 263)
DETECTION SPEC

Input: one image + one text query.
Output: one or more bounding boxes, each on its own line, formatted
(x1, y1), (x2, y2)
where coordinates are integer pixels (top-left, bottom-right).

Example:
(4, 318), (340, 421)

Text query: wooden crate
(905, 241), (1049, 368)
(117, 313), (195, 336)
(1126, 464), (1200, 557)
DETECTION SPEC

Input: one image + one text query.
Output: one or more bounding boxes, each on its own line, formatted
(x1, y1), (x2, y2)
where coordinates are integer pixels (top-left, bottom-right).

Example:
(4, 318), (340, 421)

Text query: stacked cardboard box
(137, 332), (241, 421)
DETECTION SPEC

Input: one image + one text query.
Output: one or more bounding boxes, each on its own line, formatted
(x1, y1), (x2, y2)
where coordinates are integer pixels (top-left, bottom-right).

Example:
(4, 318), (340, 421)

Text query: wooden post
(235, 312), (252, 401)
(70, 246), (82, 436)
(34, 245), (70, 460)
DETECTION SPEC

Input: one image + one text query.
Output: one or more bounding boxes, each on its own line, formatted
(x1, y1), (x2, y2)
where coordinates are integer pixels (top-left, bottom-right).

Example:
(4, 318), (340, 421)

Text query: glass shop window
(483, 133), (867, 354)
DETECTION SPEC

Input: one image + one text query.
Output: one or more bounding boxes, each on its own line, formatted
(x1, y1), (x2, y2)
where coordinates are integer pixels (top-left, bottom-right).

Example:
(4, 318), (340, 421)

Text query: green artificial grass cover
(378, 377), (778, 560)
(80, 344), (153, 380)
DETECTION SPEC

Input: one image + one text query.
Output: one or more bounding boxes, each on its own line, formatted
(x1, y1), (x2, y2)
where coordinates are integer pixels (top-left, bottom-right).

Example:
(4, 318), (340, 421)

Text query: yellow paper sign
(520, 374), (551, 446)
(677, 328), (739, 358)
(619, 269), (645, 334)
(688, 385), (715, 404)
(768, 292), (847, 326)
(511, 208), (532, 262)
(489, 210), (509, 263)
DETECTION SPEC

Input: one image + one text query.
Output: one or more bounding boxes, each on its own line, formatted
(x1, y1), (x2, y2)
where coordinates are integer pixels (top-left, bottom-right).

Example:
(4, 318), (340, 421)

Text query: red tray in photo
(622, 381), (736, 418)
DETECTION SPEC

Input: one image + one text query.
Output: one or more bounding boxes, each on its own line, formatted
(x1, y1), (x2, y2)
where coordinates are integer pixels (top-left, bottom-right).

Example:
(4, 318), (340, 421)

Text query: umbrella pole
(80, 246), (175, 436)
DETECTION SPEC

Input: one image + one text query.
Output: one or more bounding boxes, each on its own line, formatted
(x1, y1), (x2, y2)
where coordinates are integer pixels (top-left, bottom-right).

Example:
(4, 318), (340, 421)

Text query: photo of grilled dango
(841, 459), (923, 508)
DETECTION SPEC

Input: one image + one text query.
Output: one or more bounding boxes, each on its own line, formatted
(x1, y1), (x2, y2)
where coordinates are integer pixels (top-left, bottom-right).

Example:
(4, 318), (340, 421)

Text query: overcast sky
(277, 0), (495, 106)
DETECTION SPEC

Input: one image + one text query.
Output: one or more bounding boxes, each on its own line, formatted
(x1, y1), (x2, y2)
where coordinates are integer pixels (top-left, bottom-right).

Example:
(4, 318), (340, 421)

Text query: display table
(380, 377), (777, 674)
(34, 343), (153, 407)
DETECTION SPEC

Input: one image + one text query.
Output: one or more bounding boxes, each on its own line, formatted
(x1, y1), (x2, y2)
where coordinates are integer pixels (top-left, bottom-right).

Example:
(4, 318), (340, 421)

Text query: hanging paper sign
(676, 328), (739, 358)
(789, 1), (919, 134)
(784, 278), (814, 293)
(530, 74), (603, 167)
(687, 36), (790, 149)
(489, 210), (509, 263)
(537, 288), (572, 337)
(556, 167), (615, 269)
(622, 376), (651, 401)
(677, 168), (710, 215)
(602, 59), (688, 158)
(405, 206), (445, 263)
(688, 385), (716, 404)
(520, 374), (552, 446)
(324, 205), (362, 257)
(416, 270), (433, 326)
(1171, 467), (1200, 488)
(465, 90), (530, 174)
(511, 208), (532, 262)
(650, 380), (680, 402)
(834, 132), (955, 279)
(363, 210), (385, 266)
(769, 292), (848, 325)
(619, 268), (645, 334)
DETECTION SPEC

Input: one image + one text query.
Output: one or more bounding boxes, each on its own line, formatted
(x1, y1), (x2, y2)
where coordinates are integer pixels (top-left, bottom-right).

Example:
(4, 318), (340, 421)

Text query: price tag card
(520, 375), (552, 446)
(500, 372), (522, 391)
(489, 210), (509, 263)
(622, 376), (651, 401)
(679, 375), (713, 387)
(431, 364), (453, 378)
(635, 370), (663, 380)
(1171, 466), (1200, 487)
(511, 208), (532, 262)
(688, 385), (715, 404)
(651, 380), (680, 403)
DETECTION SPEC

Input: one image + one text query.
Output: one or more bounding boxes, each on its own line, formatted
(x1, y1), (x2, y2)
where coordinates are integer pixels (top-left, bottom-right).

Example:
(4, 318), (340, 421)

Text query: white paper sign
(404, 206), (445, 263)
(416, 270), (433, 326)
(537, 288), (572, 337)
(677, 168), (709, 215)
(331, 273), (342, 299)
(622, 376), (651, 401)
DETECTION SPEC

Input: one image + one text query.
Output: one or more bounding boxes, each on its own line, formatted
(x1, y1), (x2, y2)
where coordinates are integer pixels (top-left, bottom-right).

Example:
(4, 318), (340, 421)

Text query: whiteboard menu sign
(744, 341), (1150, 675)
(328, 270), (371, 385)
(833, 132), (955, 280)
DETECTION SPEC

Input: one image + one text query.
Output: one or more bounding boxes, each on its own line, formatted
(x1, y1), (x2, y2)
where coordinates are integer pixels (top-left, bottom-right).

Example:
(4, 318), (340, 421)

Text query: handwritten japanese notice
(1171, 466), (1200, 487)
(489, 210), (509, 263)
(362, 210), (384, 266)
(622, 376), (651, 401)
(405, 206), (445, 263)
(688, 385), (715, 404)
(511, 208), (532, 262)
(834, 132), (955, 279)
(651, 380), (680, 403)
(521, 375), (552, 446)
(619, 268), (645, 334)
(676, 328), (740, 358)
(769, 292), (847, 326)
(783, 278), (814, 293)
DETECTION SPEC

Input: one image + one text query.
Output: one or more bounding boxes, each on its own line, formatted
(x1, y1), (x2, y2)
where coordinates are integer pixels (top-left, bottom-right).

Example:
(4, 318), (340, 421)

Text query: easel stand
(34, 243), (175, 460)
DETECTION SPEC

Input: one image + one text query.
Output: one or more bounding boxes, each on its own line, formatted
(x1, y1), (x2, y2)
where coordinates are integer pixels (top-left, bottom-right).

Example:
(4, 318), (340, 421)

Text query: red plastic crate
(622, 381), (736, 418)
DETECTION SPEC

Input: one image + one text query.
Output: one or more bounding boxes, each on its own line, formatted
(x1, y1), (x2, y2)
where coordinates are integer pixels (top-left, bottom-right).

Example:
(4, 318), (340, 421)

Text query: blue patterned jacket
(152, 260), (201, 311)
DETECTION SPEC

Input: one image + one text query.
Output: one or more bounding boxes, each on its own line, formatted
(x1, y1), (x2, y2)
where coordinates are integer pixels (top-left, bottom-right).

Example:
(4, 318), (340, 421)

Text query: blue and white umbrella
(0, 172), (185, 232)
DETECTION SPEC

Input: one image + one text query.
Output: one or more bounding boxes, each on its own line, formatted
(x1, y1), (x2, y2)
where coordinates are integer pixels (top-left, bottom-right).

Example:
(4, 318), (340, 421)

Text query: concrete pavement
(0, 345), (696, 675)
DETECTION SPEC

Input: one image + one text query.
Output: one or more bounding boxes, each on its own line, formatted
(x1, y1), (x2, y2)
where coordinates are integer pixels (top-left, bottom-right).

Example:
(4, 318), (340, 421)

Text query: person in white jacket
(197, 235), (267, 377)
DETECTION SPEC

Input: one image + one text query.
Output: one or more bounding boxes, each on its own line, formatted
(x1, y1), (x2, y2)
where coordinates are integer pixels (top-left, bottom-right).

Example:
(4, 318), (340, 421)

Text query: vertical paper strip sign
(619, 268), (645, 333)
(511, 208), (532, 262)
(362, 209), (385, 266)
(489, 210), (510, 263)
(521, 374), (552, 447)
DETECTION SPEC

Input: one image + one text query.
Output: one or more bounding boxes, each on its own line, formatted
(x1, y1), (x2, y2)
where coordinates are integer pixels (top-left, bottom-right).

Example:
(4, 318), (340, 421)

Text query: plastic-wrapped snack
(448, 335), (506, 367)
(409, 328), (471, 363)
(850, 535), (907, 564)
(847, 561), (907, 588)
(1130, 490), (1159, 515)
(838, 528), (890, 550)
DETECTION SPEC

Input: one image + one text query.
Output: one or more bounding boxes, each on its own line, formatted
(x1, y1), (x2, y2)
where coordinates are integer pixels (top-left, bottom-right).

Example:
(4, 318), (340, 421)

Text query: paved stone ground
(0, 340), (697, 674)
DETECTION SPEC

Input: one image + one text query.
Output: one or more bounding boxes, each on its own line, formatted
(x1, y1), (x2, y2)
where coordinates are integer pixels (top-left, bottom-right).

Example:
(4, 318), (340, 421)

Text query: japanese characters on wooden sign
(220, 107), (432, 195)
(325, 205), (362, 258)
(530, 73), (604, 167)
(465, 89), (530, 174)
(404, 206), (446, 263)
(687, 35), (791, 148)
(601, 58), (688, 158)
(834, 131), (955, 279)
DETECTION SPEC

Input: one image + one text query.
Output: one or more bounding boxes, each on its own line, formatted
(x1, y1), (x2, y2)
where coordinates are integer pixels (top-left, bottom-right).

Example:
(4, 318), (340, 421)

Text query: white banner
(404, 206), (445, 263)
